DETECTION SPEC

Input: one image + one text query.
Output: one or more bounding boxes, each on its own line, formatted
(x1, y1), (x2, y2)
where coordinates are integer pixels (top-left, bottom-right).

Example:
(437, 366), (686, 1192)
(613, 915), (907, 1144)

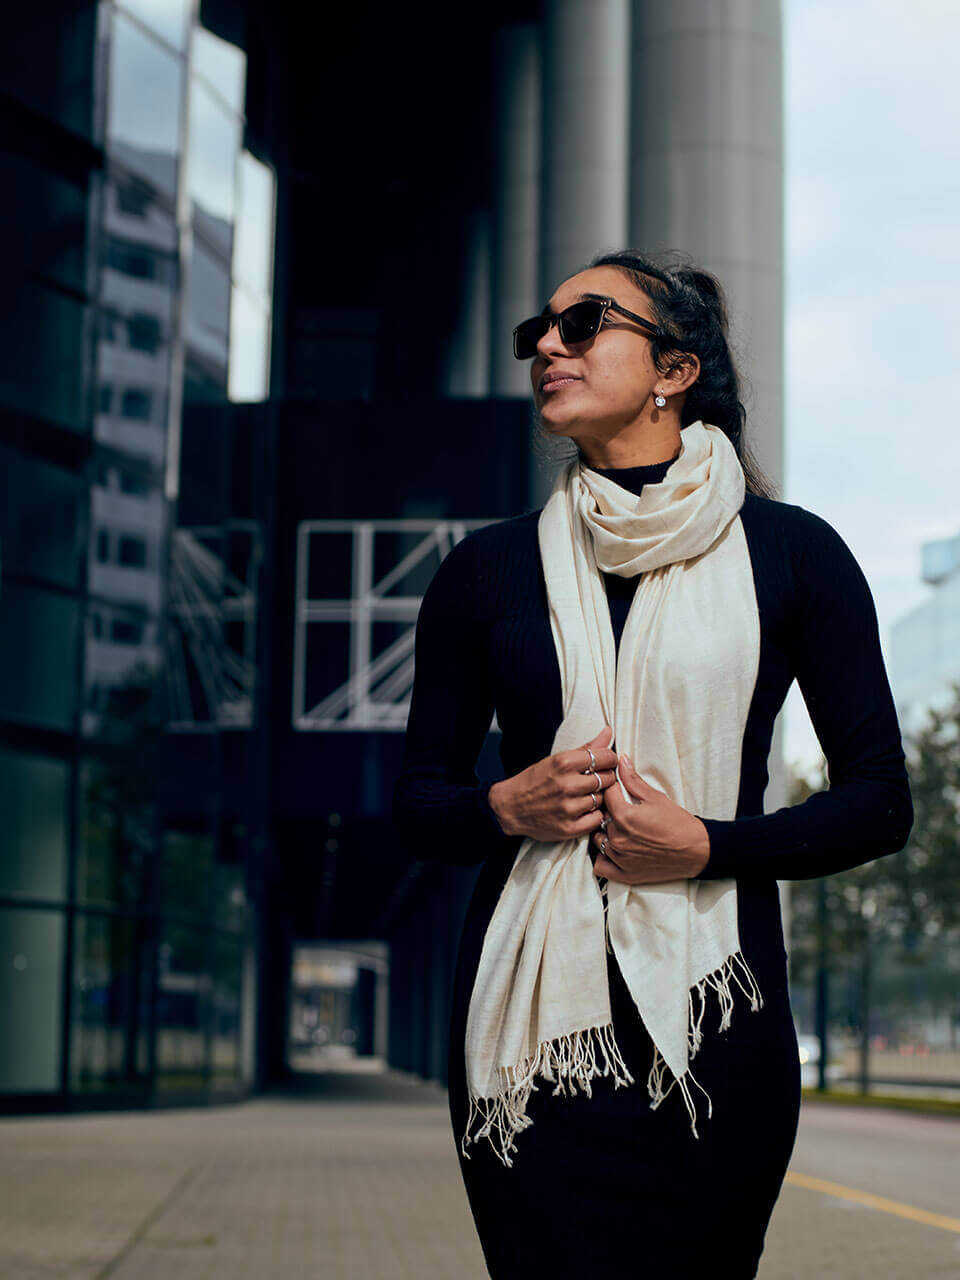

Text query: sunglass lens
(558, 300), (605, 344)
(513, 316), (547, 359)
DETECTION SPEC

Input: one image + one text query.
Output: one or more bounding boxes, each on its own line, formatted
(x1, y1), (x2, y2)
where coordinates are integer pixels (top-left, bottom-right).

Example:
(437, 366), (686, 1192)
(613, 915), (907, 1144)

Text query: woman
(392, 250), (912, 1278)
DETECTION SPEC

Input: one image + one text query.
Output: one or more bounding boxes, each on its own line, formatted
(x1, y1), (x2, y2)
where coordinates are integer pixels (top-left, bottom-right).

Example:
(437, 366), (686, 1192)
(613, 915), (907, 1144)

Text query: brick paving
(1, 1073), (957, 1279)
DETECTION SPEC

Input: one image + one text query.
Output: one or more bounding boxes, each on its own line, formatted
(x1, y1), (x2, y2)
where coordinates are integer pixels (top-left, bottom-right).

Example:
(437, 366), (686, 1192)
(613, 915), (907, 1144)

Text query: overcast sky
(782, 0), (960, 773)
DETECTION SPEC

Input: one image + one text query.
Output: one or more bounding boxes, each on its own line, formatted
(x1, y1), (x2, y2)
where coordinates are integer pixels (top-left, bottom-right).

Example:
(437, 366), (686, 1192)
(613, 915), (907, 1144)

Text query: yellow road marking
(785, 1171), (960, 1235)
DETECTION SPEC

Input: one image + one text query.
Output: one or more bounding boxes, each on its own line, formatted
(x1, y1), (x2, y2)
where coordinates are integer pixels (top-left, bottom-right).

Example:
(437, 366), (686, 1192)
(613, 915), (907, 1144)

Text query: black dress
(393, 458), (913, 1279)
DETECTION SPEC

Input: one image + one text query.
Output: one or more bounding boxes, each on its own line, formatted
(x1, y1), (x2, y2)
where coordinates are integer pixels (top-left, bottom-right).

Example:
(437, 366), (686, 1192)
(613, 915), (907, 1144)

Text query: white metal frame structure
(293, 518), (499, 732)
(166, 519), (262, 731)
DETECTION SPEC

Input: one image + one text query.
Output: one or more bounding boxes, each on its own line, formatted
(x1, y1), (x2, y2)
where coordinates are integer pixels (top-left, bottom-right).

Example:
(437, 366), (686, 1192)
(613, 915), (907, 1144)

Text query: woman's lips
(541, 376), (580, 393)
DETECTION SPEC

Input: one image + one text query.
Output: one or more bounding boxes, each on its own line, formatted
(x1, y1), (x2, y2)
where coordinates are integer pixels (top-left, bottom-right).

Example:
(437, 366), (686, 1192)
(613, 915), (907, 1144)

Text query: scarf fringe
(463, 950), (762, 1167)
(461, 1021), (635, 1168)
(647, 950), (763, 1137)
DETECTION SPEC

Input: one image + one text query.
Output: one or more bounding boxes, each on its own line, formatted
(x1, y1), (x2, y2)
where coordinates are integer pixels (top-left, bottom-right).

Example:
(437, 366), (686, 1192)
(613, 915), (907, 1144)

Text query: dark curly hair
(588, 249), (777, 499)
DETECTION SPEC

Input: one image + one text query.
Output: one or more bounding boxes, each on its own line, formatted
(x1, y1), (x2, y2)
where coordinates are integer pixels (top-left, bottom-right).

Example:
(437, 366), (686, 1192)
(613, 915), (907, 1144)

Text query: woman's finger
(571, 769), (617, 795)
(555, 746), (618, 774)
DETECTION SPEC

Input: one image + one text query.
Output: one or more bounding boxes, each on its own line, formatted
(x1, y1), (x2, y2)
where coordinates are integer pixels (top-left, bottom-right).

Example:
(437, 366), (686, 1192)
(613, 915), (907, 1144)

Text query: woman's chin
(536, 407), (580, 439)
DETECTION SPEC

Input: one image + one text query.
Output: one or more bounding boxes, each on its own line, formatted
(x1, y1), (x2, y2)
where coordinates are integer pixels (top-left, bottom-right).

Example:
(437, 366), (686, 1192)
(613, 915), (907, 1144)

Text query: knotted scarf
(462, 421), (763, 1167)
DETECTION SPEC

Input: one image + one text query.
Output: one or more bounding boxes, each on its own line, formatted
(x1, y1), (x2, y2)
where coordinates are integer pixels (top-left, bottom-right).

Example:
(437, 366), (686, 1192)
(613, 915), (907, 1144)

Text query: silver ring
(592, 772), (602, 793)
(599, 815), (607, 831)
(584, 746), (597, 772)
(600, 837), (608, 855)
(590, 792), (599, 811)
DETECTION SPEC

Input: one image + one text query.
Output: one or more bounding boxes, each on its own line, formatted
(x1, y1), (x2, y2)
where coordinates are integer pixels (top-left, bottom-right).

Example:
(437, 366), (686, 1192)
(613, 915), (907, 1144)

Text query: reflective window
(115, 181), (151, 218)
(211, 934), (244, 1089)
(71, 912), (150, 1092)
(0, 584), (79, 731)
(228, 288), (270, 402)
(187, 78), (241, 259)
(186, 242), (230, 381)
(162, 828), (213, 915)
(0, 280), (89, 434)
(127, 313), (162, 353)
(117, 535), (148, 568)
(3, 9), (96, 140)
(121, 388), (153, 421)
(105, 236), (178, 286)
(0, 908), (64, 1091)
(118, 0), (190, 52)
(96, 529), (111, 562)
(0, 152), (88, 295)
(118, 468), (153, 496)
(155, 821), (218, 1088)
(110, 617), (145, 643)
(0, 447), (82, 591)
(233, 151), (275, 303)
(192, 26), (246, 115)
(76, 757), (154, 908)
(0, 749), (69, 900)
(99, 385), (113, 414)
(108, 13), (184, 197)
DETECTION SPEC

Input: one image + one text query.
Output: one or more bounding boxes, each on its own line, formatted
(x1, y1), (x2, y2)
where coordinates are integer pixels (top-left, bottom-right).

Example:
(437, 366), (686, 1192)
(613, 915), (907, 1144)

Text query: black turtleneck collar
(584, 452), (678, 497)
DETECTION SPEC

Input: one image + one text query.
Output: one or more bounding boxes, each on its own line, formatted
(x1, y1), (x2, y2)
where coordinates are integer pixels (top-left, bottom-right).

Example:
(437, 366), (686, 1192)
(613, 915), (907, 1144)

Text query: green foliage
(789, 684), (960, 982)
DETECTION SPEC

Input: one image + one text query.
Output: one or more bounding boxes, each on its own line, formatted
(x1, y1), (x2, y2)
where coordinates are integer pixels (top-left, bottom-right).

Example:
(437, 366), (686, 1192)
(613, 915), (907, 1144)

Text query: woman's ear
(664, 352), (701, 395)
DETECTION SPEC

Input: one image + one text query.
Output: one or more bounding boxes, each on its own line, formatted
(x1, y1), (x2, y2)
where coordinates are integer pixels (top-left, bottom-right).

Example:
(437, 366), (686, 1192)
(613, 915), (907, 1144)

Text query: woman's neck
(575, 421), (683, 470)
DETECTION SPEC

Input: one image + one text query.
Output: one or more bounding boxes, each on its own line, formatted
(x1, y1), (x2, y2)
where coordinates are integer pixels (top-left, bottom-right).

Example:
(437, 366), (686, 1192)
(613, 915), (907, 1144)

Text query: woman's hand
(592, 754), (711, 884)
(488, 727), (618, 843)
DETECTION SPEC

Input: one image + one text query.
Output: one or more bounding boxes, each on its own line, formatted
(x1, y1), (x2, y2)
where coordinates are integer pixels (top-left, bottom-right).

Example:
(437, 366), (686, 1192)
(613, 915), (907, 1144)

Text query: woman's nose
(535, 315), (567, 359)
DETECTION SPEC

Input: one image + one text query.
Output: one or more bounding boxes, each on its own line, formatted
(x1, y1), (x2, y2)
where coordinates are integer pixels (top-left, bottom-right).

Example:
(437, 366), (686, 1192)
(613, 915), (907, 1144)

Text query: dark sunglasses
(513, 297), (661, 360)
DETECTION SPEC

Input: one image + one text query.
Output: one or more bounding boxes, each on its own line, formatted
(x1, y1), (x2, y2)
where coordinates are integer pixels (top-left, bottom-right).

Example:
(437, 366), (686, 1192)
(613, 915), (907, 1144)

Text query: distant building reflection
(0, 1), (274, 1107)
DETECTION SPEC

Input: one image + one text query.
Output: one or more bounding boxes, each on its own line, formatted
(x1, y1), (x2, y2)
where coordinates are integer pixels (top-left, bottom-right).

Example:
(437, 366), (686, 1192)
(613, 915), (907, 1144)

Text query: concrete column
(628, 0), (784, 490)
(532, 0), (631, 506)
(444, 211), (492, 398)
(539, 0), (630, 298)
(489, 25), (541, 397)
(629, 0), (786, 874)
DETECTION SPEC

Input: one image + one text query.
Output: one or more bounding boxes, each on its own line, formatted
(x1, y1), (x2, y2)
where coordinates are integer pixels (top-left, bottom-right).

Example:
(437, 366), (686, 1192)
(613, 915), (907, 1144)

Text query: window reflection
(186, 241), (231, 390)
(234, 151), (276, 303)
(0, 749), (69, 900)
(4, 8), (97, 140)
(76, 756), (155, 908)
(1, 152), (88, 295)
(211, 934), (244, 1088)
(71, 913), (150, 1092)
(107, 13), (184, 197)
(192, 26), (246, 114)
(0, 447), (82, 591)
(187, 78), (241, 260)
(228, 287), (270, 402)
(0, 909), (64, 1092)
(118, 0), (190, 52)
(2, 280), (89, 434)
(0, 585), (79, 732)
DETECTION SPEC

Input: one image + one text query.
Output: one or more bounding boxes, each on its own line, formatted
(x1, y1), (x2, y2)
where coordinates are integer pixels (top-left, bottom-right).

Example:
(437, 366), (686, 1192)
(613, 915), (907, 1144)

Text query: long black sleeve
(698, 507), (913, 881)
(392, 534), (520, 866)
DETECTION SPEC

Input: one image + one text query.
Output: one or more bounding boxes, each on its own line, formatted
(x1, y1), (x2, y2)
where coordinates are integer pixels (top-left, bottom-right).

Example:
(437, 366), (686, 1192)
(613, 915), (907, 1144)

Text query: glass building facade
(1, 1), (275, 1108)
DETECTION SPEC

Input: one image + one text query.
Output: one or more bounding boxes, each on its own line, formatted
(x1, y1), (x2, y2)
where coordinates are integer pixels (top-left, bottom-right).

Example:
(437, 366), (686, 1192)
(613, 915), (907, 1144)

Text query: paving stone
(1, 1077), (956, 1279)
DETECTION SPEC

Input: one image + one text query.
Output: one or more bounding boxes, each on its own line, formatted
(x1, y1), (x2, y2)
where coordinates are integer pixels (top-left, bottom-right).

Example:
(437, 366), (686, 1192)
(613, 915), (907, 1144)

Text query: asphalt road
(760, 1101), (960, 1279)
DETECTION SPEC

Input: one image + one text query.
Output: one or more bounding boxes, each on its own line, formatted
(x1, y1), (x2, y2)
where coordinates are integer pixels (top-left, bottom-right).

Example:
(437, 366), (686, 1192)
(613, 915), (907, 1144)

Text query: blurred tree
(788, 685), (960, 1087)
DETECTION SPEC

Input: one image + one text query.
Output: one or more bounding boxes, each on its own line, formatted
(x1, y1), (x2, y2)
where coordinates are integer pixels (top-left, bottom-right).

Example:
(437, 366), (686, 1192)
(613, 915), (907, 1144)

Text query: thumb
(589, 724), (614, 750)
(618, 754), (646, 796)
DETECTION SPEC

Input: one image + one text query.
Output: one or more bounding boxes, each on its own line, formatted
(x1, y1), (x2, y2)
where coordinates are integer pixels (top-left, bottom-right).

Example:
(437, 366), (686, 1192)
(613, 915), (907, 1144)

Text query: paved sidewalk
(1, 1072), (958, 1278)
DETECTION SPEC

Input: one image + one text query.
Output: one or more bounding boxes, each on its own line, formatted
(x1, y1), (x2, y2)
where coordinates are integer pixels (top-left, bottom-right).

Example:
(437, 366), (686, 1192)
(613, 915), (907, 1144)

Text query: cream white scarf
(462, 421), (763, 1167)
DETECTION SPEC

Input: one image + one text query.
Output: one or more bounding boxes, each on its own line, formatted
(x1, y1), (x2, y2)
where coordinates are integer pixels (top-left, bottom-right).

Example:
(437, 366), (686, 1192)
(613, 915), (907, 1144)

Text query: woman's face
(529, 266), (667, 444)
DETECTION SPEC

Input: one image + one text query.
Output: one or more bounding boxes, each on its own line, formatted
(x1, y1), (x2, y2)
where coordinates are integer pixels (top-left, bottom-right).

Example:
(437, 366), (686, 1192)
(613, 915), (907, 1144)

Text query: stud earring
(654, 393), (667, 408)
